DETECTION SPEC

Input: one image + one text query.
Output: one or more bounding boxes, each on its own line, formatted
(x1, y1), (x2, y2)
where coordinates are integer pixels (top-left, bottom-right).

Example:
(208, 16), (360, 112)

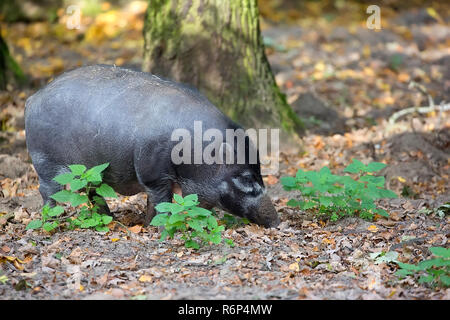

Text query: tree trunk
(0, 33), (7, 90)
(143, 0), (303, 137)
(0, 28), (25, 90)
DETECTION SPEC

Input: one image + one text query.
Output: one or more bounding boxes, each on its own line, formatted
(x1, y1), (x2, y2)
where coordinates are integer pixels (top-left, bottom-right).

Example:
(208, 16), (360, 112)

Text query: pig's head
(217, 166), (280, 228)
(174, 128), (280, 228)
(178, 163), (280, 228)
(213, 134), (280, 228)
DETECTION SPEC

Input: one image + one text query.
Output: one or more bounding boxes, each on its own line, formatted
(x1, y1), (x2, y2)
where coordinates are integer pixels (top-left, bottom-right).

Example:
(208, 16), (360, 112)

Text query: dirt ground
(1, 2), (449, 299)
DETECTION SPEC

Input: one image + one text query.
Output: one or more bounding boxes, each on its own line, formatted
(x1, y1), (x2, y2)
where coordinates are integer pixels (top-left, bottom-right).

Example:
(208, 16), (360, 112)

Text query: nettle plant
(150, 194), (234, 249)
(281, 159), (397, 221)
(396, 247), (450, 288)
(26, 163), (117, 232)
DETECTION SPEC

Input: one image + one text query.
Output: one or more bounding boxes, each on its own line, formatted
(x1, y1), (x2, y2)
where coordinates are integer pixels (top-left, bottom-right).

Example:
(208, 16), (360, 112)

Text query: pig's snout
(249, 195), (280, 228)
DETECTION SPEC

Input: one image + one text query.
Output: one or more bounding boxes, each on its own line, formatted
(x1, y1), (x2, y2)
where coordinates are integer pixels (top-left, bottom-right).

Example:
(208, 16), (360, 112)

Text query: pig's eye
(238, 171), (254, 182)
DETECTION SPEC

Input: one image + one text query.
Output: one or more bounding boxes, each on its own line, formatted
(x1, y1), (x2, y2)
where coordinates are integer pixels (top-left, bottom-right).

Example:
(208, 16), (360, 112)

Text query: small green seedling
(389, 53), (404, 71)
(220, 213), (249, 228)
(396, 247), (450, 288)
(281, 159), (397, 221)
(150, 194), (234, 250)
(26, 163), (117, 233)
(0, 274), (9, 284)
(418, 203), (449, 219)
(370, 251), (399, 265)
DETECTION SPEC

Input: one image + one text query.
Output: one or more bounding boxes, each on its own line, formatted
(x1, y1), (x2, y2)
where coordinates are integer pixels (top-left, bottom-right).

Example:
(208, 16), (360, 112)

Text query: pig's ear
(216, 142), (234, 165)
(217, 136), (259, 166)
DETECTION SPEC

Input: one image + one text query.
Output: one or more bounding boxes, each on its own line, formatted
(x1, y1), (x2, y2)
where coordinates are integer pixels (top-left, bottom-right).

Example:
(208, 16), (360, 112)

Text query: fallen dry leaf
(1, 246), (11, 253)
(68, 247), (83, 264)
(139, 275), (153, 283)
(1, 255), (25, 270)
(97, 273), (109, 287)
(128, 225), (142, 234)
(265, 175), (279, 185)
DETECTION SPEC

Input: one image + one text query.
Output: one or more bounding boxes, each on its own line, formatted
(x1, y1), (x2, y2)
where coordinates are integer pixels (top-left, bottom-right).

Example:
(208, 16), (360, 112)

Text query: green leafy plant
(0, 274), (9, 284)
(281, 159), (397, 221)
(26, 163), (117, 232)
(220, 213), (249, 228)
(370, 251), (399, 265)
(396, 247), (450, 288)
(150, 194), (234, 249)
(389, 53), (404, 71)
(418, 203), (449, 219)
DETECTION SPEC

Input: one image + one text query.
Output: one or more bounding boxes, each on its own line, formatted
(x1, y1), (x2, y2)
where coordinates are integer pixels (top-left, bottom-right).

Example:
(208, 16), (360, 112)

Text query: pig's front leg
(134, 146), (174, 226)
(142, 183), (173, 226)
(88, 190), (111, 215)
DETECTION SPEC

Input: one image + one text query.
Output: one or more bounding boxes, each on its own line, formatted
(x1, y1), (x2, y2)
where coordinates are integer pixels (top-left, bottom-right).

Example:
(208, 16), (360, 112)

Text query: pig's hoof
(142, 213), (154, 227)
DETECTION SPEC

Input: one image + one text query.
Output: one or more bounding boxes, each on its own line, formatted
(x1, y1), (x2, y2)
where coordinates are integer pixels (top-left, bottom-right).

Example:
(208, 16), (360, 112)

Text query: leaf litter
(1, 1), (449, 299)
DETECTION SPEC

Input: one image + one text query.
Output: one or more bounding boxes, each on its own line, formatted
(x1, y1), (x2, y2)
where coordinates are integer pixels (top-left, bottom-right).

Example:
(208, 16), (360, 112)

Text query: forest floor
(1, 2), (449, 299)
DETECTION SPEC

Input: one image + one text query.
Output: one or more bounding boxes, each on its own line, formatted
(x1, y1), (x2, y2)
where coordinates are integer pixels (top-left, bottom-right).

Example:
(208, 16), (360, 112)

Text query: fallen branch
(388, 103), (450, 125)
(388, 81), (449, 126)
(391, 237), (427, 250)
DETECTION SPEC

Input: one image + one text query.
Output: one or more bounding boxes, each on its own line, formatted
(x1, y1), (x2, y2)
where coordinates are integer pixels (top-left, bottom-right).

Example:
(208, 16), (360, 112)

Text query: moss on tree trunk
(0, 28), (26, 90)
(143, 0), (303, 136)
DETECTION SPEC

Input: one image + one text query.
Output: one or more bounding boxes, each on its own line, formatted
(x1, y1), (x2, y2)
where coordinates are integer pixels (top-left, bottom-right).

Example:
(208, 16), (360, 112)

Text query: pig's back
(25, 65), (235, 190)
(25, 64), (235, 153)
(25, 64), (230, 132)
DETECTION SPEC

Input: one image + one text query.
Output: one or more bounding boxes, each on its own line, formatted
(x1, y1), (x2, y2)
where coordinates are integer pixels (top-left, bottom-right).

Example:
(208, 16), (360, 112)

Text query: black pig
(25, 65), (280, 228)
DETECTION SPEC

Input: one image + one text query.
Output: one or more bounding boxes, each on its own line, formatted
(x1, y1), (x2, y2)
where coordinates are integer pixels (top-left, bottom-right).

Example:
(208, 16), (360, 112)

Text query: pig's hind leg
(143, 183), (173, 226)
(134, 150), (174, 225)
(31, 155), (64, 207)
(38, 177), (62, 207)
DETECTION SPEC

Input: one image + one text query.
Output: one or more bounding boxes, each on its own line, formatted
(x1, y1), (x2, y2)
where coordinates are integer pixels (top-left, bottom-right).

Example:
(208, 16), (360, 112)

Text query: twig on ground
(110, 219), (132, 236)
(391, 237), (427, 250)
(387, 81), (449, 128)
(388, 103), (450, 126)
